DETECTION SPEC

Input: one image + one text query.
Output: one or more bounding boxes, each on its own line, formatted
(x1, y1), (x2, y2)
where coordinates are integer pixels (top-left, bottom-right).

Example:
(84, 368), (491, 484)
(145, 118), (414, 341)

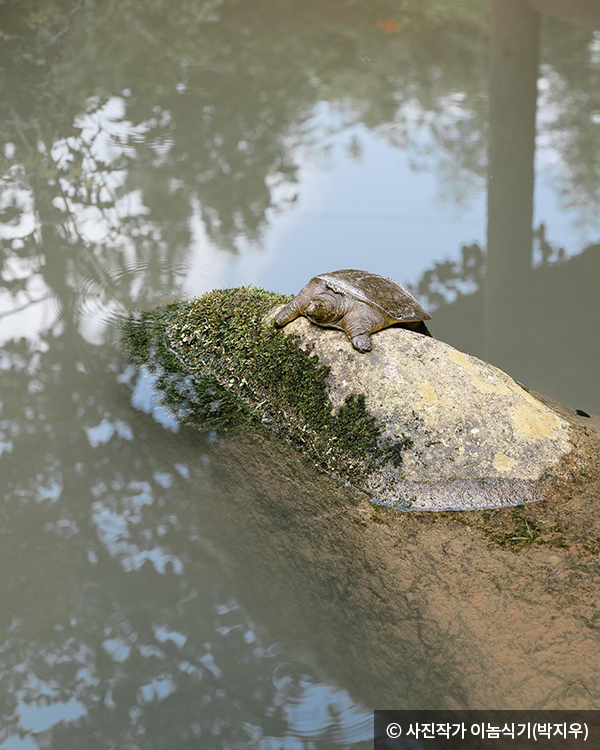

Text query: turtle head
(304, 289), (346, 325)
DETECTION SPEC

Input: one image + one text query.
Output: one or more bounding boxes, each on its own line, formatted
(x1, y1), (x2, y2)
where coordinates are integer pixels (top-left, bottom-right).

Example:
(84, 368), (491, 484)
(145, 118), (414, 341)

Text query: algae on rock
(121, 286), (574, 511)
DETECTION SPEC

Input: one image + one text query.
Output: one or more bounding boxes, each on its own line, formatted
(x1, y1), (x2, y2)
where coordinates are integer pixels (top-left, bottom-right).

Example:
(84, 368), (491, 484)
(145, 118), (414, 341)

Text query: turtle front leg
(341, 304), (387, 352)
(274, 280), (319, 327)
(340, 308), (376, 352)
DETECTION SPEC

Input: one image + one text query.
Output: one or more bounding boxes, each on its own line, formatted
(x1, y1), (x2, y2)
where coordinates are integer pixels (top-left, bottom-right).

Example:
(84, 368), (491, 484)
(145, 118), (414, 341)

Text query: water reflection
(0, 341), (375, 747)
(1, 0), (600, 745)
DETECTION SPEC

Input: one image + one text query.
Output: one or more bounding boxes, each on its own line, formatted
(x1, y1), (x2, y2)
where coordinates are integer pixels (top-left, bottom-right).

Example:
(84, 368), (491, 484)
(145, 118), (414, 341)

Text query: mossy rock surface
(121, 286), (576, 511)
(121, 287), (384, 482)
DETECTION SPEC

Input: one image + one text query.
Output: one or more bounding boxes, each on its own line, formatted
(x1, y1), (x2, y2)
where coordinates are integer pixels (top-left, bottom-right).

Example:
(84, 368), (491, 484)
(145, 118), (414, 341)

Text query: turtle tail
(401, 320), (432, 337)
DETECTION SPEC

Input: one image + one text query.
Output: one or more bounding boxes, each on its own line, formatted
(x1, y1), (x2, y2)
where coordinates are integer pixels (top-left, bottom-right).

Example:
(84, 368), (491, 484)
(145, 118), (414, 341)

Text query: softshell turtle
(275, 269), (432, 352)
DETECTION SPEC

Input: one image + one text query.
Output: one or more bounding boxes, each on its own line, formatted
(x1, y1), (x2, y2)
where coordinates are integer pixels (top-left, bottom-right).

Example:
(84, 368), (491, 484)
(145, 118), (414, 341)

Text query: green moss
(383, 435), (414, 468)
(120, 303), (182, 373)
(120, 286), (399, 482)
(119, 303), (251, 429)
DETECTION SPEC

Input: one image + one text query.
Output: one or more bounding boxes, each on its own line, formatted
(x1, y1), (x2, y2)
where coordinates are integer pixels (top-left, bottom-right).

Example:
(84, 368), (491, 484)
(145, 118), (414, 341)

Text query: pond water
(1, 0), (599, 746)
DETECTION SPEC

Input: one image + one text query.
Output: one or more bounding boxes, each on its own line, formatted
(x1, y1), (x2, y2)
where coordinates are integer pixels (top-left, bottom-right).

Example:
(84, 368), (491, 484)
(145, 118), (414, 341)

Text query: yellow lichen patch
(446, 349), (569, 444)
(446, 349), (514, 397)
(416, 381), (453, 411)
(493, 452), (516, 473)
(509, 401), (562, 442)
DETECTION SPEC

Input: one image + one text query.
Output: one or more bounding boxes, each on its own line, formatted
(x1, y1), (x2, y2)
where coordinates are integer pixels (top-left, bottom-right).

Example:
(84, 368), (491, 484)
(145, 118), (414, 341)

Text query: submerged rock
(121, 287), (574, 511)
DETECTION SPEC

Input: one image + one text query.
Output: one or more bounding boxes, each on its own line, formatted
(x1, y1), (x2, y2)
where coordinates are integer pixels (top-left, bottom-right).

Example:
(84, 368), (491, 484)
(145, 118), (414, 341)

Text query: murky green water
(1, 0), (599, 746)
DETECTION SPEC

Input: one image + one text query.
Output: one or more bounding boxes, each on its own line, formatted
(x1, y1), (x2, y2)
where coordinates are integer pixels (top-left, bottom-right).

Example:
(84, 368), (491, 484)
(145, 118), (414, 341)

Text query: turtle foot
(351, 333), (372, 352)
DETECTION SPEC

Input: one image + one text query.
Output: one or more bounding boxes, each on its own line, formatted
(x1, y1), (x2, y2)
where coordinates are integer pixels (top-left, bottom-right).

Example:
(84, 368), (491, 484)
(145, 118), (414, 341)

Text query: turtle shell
(315, 269), (432, 322)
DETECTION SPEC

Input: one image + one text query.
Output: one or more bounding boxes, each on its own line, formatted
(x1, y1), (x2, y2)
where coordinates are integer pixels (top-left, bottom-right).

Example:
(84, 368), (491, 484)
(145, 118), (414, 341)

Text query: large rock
(273, 310), (572, 510)
(121, 287), (574, 511)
